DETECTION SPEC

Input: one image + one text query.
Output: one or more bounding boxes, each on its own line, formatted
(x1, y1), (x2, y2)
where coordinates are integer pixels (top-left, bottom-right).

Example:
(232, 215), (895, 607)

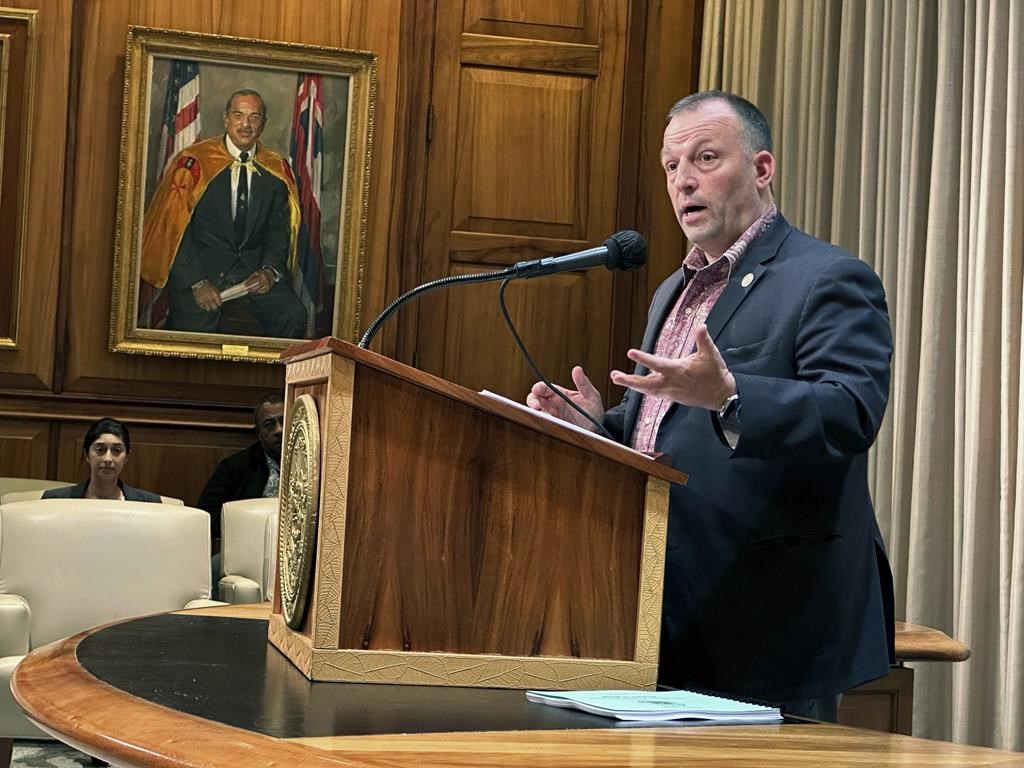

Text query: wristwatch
(718, 393), (741, 423)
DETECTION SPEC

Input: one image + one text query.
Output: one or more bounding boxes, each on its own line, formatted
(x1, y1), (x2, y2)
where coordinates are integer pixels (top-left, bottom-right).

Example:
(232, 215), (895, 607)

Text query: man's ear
(753, 150), (775, 190)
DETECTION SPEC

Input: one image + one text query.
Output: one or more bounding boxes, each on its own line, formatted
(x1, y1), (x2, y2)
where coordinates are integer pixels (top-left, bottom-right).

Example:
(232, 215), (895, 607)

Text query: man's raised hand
(610, 326), (736, 410)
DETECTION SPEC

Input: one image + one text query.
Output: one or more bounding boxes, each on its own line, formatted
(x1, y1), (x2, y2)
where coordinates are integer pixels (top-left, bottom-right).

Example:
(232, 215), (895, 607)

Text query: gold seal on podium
(278, 393), (321, 629)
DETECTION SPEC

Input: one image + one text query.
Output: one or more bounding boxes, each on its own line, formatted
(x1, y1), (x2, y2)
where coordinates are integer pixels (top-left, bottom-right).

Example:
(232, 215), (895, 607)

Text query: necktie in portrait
(235, 150), (249, 245)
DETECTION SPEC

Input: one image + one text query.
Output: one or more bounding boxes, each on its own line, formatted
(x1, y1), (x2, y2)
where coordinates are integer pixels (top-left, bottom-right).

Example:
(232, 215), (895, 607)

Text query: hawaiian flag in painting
(289, 73), (326, 337)
(139, 60), (201, 329)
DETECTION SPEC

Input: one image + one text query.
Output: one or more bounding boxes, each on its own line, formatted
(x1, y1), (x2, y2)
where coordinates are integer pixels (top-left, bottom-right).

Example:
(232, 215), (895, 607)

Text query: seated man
(197, 392), (283, 539)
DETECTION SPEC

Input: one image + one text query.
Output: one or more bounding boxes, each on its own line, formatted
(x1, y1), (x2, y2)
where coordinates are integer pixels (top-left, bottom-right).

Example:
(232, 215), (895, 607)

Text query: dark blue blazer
(42, 481), (162, 504)
(196, 441), (270, 539)
(605, 214), (895, 702)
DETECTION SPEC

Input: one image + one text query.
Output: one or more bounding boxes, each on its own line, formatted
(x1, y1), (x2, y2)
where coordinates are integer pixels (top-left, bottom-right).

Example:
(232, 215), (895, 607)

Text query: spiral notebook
(525, 689), (782, 724)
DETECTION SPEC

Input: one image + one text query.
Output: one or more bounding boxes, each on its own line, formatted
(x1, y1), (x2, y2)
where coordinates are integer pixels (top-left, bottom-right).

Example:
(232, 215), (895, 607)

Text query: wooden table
(12, 604), (1021, 768)
(839, 621), (971, 734)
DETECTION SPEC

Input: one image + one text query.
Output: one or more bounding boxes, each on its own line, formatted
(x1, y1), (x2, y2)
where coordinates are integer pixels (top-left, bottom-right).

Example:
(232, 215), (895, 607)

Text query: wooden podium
(268, 338), (687, 690)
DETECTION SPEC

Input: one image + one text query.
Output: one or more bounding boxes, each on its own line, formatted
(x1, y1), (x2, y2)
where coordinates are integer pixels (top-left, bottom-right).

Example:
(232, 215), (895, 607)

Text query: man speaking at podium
(528, 91), (895, 721)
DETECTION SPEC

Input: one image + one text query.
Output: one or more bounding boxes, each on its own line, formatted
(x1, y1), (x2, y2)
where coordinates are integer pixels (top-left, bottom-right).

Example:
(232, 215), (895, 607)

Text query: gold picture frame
(110, 26), (375, 362)
(0, 8), (38, 349)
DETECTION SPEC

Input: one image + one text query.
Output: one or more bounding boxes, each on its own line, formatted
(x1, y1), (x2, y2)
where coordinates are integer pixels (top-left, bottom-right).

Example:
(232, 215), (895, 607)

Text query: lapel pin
(741, 272), (754, 288)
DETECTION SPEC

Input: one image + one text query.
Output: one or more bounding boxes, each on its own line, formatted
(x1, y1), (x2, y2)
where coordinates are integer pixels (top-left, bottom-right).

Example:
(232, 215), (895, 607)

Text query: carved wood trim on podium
(269, 337), (686, 690)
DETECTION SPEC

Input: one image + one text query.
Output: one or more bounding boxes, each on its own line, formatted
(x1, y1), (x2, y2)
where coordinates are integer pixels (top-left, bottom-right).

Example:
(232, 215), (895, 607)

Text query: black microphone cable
(359, 267), (515, 349)
(497, 278), (615, 441)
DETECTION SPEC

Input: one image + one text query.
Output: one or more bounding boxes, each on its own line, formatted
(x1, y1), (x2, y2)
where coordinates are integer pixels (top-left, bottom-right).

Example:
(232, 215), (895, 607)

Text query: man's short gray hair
(667, 90), (772, 155)
(224, 89), (267, 120)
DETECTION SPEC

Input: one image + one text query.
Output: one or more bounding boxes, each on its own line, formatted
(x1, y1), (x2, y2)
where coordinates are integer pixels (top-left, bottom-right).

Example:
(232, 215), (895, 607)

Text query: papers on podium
(478, 390), (627, 450)
(525, 689), (783, 724)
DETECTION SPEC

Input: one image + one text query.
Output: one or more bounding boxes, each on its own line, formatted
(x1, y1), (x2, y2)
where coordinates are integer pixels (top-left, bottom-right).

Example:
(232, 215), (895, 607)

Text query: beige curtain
(700, 0), (1024, 750)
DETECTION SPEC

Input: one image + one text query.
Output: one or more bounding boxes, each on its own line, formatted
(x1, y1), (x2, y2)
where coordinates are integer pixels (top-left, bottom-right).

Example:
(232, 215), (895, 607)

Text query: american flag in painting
(289, 73), (326, 337)
(159, 61), (201, 177)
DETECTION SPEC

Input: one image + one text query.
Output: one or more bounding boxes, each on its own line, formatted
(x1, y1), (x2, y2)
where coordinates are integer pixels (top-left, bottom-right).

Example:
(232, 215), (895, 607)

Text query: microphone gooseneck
(358, 268), (514, 348)
(358, 230), (648, 349)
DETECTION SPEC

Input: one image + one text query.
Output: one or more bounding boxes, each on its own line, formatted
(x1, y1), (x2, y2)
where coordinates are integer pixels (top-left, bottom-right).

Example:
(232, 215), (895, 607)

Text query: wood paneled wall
(0, 0), (701, 505)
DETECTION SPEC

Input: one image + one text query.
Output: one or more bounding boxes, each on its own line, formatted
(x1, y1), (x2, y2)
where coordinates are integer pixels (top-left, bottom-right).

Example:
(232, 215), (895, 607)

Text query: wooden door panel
(463, 0), (592, 43)
(0, 420), (50, 479)
(439, 265), (594, 399)
(460, 35), (599, 75)
(453, 68), (592, 239)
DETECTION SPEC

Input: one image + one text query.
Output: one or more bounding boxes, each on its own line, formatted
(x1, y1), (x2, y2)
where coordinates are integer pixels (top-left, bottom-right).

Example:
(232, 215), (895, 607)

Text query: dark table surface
(77, 613), (644, 738)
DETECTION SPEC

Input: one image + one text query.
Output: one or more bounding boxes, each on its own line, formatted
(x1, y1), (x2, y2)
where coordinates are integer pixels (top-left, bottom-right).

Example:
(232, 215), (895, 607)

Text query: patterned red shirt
(630, 205), (777, 452)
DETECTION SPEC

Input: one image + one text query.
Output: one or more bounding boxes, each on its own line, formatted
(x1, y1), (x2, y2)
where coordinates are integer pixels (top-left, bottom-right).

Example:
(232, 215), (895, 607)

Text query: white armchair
(263, 510), (280, 602)
(218, 497), (278, 604)
(0, 489), (183, 505)
(0, 479), (73, 504)
(0, 499), (211, 745)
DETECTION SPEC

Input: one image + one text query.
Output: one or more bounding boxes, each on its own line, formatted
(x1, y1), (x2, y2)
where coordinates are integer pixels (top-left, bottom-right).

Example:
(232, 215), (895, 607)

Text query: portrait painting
(110, 27), (375, 362)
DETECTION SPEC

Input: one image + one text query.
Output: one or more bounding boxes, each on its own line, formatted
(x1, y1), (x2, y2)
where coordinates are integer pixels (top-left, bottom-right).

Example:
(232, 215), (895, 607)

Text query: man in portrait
(140, 89), (307, 337)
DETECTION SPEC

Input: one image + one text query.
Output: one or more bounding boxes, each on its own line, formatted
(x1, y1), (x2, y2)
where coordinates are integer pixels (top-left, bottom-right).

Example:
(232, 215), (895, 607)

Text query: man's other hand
(192, 281), (222, 312)
(526, 366), (605, 431)
(244, 268), (276, 295)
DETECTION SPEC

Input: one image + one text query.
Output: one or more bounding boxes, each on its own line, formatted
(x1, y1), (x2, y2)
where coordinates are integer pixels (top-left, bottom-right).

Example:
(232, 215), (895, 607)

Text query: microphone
(509, 230), (647, 279)
(358, 230), (647, 349)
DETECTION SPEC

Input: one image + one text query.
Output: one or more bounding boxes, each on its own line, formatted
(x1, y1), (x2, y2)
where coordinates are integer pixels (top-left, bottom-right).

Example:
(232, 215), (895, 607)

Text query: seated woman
(42, 417), (161, 502)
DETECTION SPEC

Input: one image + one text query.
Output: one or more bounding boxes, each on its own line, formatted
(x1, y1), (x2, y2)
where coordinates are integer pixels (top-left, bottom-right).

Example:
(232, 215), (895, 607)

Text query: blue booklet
(525, 689), (782, 723)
